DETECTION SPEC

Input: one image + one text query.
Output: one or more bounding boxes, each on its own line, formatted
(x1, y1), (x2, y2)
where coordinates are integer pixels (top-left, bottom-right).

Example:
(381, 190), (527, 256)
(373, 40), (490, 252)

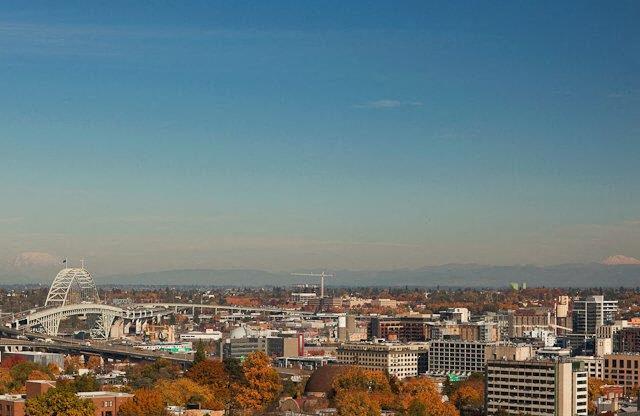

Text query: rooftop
(77, 391), (134, 398)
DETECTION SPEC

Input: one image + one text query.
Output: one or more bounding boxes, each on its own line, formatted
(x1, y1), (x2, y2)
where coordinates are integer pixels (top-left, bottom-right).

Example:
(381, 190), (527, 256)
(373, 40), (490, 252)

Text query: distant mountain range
(63, 263), (640, 287)
(2, 261), (639, 288)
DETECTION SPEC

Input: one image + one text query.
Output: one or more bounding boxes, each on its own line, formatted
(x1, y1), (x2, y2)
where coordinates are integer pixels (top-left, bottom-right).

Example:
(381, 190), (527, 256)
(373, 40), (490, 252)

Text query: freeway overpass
(0, 326), (193, 364)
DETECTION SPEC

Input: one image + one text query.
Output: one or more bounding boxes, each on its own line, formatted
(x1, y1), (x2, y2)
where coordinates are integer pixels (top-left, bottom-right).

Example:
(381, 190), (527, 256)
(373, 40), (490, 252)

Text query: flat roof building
(337, 341), (429, 379)
(428, 340), (533, 375)
(486, 360), (588, 416)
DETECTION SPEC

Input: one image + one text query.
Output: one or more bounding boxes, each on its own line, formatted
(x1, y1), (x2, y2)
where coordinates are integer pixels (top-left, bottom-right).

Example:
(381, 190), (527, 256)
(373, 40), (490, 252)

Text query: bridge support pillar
(90, 311), (117, 339)
(37, 313), (62, 336)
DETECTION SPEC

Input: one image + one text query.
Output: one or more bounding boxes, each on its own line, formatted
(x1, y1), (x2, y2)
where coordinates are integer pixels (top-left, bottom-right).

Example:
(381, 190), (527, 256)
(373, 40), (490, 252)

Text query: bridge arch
(45, 268), (100, 307)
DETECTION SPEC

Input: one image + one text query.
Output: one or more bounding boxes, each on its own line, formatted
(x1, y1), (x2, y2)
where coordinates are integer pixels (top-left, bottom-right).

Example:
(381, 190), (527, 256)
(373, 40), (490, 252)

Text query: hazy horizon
(1, 2), (639, 275)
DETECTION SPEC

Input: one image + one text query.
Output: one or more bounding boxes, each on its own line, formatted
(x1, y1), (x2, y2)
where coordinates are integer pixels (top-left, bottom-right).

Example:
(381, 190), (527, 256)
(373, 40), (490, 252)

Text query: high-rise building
(507, 307), (552, 338)
(572, 296), (618, 335)
(613, 327), (640, 353)
(428, 340), (533, 374)
(458, 322), (500, 342)
(603, 354), (640, 391)
(485, 360), (588, 416)
(570, 356), (605, 379)
(368, 315), (435, 341)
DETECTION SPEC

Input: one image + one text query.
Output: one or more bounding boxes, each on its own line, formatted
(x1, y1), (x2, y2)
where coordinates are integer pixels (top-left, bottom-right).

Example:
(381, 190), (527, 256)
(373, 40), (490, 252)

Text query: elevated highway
(0, 327), (192, 364)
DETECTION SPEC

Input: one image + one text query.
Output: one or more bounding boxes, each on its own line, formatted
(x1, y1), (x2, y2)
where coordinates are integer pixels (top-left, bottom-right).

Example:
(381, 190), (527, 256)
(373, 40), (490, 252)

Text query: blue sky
(1, 1), (639, 273)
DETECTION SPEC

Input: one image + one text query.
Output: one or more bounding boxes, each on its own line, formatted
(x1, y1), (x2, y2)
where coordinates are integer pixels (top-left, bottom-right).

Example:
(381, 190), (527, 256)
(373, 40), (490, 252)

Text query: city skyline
(1, 2), (639, 274)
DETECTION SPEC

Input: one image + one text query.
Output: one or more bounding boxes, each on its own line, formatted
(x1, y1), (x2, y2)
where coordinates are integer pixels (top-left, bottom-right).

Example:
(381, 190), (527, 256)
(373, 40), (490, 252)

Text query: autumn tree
(85, 356), (103, 372)
(118, 388), (167, 416)
(64, 356), (83, 375)
(185, 359), (229, 406)
(234, 351), (282, 414)
(450, 375), (484, 412)
(155, 378), (221, 410)
(25, 387), (95, 416)
(47, 363), (61, 376)
(588, 378), (607, 414)
(126, 359), (180, 389)
(399, 378), (459, 416)
(28, 370), (52, 381)
(0, 368), (12, 394)
(186, 359), (227, 386)
(9, 362), (52, 391)
(332, 366), (394, 410)
(335, 390), (381, 416)
(0, 355), (26, 369)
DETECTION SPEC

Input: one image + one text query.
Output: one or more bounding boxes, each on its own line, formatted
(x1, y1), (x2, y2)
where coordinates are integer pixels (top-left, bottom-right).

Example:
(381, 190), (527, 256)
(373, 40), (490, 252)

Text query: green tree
(405, 399), (428, 416)
(194, 340), (207, 364)
(25, 387), (95, 416)
(223, 358), (244, 384)
(126, 359), (180, 389)
(72, 374), (101, 392)
(9, 362), (52, 391)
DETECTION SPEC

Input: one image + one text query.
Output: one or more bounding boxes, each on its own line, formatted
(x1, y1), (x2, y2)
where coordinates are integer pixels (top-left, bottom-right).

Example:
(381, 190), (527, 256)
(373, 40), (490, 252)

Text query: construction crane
(291, 272), (335, 298)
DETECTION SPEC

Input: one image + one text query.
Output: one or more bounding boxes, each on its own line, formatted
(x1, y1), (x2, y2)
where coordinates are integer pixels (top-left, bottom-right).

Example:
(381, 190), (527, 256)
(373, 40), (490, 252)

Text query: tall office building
(507, 307), (552, 338)
(603, 354), (640, 391)
(572, 295), (618, 335)
(368, 315), (434, 341)
(428, 340), (533, 374)
(486, 360), (588, 416)
(613, 327), (640, 353)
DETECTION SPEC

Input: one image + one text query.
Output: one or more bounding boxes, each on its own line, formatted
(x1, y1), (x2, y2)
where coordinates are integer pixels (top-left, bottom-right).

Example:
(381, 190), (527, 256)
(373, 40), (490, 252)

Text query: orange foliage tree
(86, 356), (103, 372)
(332, 366), (395, 412)
(185, 359), (229, 408)
(0, 368), (12, 394)
(449, 376), (484, 411)
(335, 390), (381, 416)
(234, 351), (282, 414)
(588, 378), (609, 414)
(27, 370), (51, 381)
(118, 388), (167, 416)
(399, 378), (459, 416)
(155, 378), (220, 410)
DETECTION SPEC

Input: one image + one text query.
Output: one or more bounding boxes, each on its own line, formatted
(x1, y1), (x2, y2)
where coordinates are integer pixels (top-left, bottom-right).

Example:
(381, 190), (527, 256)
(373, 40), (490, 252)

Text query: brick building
(0, 380), (133, 416)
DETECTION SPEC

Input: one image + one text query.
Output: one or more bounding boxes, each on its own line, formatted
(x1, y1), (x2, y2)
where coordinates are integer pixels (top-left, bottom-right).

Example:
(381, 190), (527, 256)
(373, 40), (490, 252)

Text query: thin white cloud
(353, 99), (423, 109)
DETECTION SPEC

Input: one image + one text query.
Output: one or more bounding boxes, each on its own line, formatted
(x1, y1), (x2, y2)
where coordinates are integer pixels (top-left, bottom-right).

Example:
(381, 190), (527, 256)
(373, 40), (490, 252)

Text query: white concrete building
(440, 307), (470, 323)
(179, 329), (223, 341)
(486, 359), (588, 416)
(336, 341), (429, 379)
(571, 356), (605, 379)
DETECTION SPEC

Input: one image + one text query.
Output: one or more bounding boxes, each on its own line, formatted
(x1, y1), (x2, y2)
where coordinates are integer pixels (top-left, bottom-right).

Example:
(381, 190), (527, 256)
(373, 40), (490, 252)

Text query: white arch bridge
(8, 266), (295, 339)
(10, 303), (172, 339)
